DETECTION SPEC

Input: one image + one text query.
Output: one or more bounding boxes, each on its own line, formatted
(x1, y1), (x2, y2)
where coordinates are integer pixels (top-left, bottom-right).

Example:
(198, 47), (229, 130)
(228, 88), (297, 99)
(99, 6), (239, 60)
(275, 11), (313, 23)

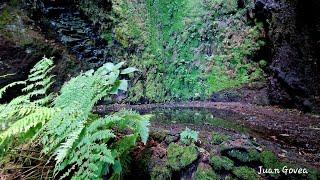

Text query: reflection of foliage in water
(150, 108), (248, 133)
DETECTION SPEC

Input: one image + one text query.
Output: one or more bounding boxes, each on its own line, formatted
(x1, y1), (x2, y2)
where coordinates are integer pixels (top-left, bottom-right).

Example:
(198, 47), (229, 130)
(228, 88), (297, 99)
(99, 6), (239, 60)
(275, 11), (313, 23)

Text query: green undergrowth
(167, 143), (198, 171)
(195, 164), (218, 180)
(0, 57), (151, 179)
(147, 130), (320, 180)
(78, 0), (266, 103)
(233, 166), (259, 180)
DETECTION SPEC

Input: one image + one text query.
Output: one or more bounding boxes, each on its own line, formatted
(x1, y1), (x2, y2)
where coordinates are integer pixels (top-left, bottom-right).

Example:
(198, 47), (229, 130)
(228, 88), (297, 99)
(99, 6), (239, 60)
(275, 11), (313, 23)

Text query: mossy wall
(78, 0), (266, 103)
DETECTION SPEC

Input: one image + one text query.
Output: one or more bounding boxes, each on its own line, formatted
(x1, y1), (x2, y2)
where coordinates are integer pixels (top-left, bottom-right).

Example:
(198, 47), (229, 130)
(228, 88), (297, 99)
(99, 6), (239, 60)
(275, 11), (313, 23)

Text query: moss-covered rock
(167, 143), (198, 171)
(227, 149), (260, 163)
(195, 163), (218, 180)
(209, 155), (234, 171)
(150, 130), (168, 142)
(211, 132), (229, 145)
(150, 164), (171, 180)
(260, 150), (279, 169)
(306, 169), (320, 180)
(225, 175), (235, 180)
(247, 149), (260, 162)
(232, 166), (259, 180)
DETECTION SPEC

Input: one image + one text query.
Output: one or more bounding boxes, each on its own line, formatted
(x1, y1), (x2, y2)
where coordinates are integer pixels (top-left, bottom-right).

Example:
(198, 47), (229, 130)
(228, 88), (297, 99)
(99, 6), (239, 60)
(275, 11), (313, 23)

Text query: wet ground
(101, 101), (320, 169)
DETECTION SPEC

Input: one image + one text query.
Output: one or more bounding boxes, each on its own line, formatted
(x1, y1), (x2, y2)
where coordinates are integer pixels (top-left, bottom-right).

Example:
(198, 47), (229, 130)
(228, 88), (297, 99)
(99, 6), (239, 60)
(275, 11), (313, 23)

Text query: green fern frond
(54, 119), (86, 164)
(0, 81), (26, 99)
(39, 62), (151, 179)
(0, 56), (56, 156)
(0, 107), (56, 142)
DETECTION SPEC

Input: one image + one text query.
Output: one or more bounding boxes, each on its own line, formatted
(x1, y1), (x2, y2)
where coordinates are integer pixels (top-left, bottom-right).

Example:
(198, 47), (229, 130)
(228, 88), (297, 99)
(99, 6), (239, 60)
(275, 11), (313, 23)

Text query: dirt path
(100, 101), (320, 153)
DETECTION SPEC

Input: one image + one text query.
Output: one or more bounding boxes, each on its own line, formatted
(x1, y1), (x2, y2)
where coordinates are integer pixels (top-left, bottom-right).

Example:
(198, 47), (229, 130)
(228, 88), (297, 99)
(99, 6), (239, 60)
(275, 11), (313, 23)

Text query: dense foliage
(0, 57), (56, 156)
(0, 57), (151, 179)
(180, 127), (198, 145)
(79, 0), (266, 103)
(40, 62), (150, 179)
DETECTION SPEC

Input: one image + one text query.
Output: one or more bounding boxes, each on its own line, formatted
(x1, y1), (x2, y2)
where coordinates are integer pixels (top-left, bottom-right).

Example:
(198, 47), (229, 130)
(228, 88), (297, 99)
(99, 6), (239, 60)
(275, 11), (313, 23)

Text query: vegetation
(260, 150), (280, 169)
(167, 143), (198, 171)
(0, 57), (55, 156)
(195, 164), (218, 180)
(77, 0), (266, 102)
(0, 57), (151, 179)
(211, 131), (230, 145)
(210, 155), (234, 171)
(180, 127), (198, 145)
(232, 166), (259, 180)
(227, 149), (260, 163)
(1, 0), (319, 179)
(151, 164), (172, 180)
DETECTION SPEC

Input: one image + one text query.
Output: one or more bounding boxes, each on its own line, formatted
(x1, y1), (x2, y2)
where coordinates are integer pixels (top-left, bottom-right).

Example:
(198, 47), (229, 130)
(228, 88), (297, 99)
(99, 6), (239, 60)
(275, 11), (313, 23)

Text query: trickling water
(42, 6), (111, 68)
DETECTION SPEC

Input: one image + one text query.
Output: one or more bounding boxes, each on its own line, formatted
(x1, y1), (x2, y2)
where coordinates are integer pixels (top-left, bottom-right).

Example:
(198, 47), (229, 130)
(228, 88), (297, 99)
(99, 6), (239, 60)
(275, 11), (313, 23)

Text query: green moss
(151, 164), (171, 180)
(259, 151), (282, 178)
(167, 143), (198, 171)
(247, 149), (260, 162)
(0, 8), (13, 28)
(150, 130), (167, 142)
(211, 132), (229, 145)
(259, 60), (268, 68)
(225, 175), (235, 180)
(209, 155), (234, 171)
(195, 165), (218, 180)
(80, 0), (265, 102)
(207, 3), (265, 93)
(232, 166), (259, 180)
(227, 149), (260, 163)
(260, 150), (279, 169)
(307, 169), (320, 180)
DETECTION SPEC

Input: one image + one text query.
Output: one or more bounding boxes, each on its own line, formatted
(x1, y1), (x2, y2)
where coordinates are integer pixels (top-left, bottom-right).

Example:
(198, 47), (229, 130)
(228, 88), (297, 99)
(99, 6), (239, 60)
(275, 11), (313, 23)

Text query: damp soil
(101, 101), (320, 168)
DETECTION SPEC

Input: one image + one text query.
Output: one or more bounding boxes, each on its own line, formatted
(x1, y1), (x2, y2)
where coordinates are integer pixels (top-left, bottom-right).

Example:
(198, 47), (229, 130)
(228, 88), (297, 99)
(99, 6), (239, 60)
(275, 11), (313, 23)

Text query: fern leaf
(55, 120), (85, 164)
(0, 107), (55, 142)
(136, 119), (150, 144)
(0, 81), (26, 99)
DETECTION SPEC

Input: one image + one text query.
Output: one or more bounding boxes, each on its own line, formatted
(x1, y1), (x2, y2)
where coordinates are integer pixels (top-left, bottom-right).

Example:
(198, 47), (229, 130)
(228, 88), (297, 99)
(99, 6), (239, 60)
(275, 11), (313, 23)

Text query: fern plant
(40, 62), (151, 179)
(56, 110), (151, 179)
(0, 57), (56, 156)
(180, 127), (198, 145)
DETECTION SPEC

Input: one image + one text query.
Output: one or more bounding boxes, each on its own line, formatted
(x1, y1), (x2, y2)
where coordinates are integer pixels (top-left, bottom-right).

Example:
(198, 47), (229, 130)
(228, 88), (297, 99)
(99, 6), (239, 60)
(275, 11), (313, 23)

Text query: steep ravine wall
(1, 0), (319, 112)
(256, 0), (320, 111)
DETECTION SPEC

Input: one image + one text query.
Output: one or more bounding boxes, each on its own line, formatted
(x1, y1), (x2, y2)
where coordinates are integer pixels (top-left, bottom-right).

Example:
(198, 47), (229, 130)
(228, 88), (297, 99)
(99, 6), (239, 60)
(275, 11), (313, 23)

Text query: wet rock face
(0, 36), (36, 102)
(31, 0), (112, 69)
(255, 0), (320, 111)
(211, 82), (270, 105)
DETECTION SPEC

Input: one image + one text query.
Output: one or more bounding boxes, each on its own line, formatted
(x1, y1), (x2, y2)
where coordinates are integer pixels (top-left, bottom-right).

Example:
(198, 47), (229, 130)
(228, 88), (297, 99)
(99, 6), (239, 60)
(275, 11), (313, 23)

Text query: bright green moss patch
(151, 164), (171, 180)
(0, 8), (13, 28)
(209, 155), (234, 171)
(211, 132), (230, 145)
(167, 143), (198, 171)
(232, 166), (259, 180)
(260, 150), (280, 169)
(195, 164), (218, 180)
(78, 0), (266, 102)
(227, 149), (260, 163)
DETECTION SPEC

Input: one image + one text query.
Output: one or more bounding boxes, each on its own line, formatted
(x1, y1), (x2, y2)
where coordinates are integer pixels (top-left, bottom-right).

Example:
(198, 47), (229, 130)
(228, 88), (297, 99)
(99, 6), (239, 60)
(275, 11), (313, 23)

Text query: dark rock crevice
(254, 0), (320, 112)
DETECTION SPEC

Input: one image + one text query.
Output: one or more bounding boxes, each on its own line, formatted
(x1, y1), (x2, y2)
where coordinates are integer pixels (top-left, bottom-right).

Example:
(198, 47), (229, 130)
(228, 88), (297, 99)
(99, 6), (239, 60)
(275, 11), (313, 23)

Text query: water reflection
(147, 108), (249, 133)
